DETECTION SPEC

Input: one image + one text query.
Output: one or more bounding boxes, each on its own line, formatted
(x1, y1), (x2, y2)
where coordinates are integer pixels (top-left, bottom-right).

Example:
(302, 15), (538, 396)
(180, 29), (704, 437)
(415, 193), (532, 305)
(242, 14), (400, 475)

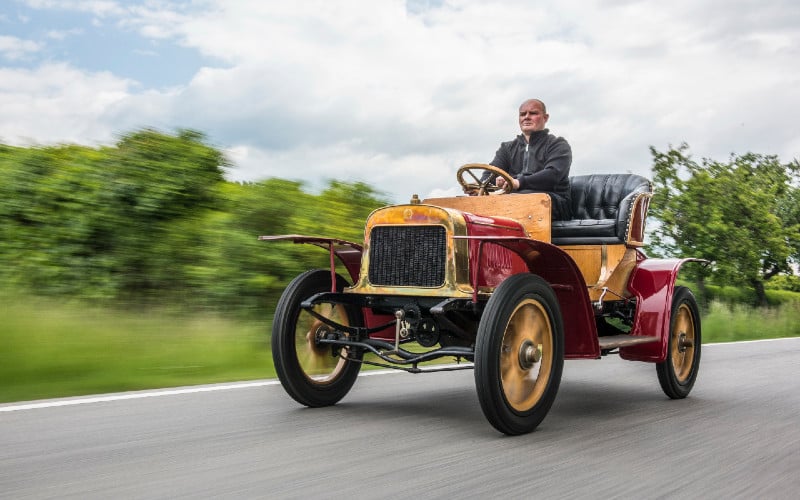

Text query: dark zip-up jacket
(487, 129), (572, 219)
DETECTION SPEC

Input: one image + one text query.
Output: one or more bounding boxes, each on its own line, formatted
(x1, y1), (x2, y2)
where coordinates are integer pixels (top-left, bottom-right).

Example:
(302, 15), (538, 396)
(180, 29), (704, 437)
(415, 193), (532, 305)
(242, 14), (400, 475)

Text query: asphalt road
(1, 338), (798, 499)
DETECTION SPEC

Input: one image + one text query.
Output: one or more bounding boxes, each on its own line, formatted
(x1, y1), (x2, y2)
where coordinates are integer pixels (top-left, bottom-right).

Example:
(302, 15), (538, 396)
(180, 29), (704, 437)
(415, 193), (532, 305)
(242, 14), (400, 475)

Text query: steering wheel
(457, 163), (514, 196)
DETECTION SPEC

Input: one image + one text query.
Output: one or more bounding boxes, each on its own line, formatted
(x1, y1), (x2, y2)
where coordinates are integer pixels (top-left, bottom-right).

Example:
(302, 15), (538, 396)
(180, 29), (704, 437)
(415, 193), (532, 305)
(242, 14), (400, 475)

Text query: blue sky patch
(0, 1), (208, 88)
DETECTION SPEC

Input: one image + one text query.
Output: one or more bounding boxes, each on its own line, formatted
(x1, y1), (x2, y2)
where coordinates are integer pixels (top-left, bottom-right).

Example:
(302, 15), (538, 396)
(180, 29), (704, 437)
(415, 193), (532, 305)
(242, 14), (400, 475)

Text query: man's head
(518, 99), (549, 138)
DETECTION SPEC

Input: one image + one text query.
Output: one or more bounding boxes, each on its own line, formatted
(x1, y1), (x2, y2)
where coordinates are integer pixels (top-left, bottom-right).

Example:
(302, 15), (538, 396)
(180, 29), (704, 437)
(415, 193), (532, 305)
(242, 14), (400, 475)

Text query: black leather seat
(551, 174), (652, 245)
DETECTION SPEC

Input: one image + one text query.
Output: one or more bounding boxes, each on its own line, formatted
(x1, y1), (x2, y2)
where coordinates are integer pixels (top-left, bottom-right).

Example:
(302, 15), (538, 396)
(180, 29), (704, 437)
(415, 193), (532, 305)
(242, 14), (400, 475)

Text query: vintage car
(261, 164), (703, 435)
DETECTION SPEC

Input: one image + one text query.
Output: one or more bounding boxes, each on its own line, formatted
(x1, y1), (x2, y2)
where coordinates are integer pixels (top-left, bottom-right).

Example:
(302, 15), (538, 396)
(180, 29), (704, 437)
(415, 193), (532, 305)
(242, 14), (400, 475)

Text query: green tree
(0, 129), (228, 302)
(649, 144), (800, 306)
(211, 179), (387, 313)
(96, 128), (227, 301)
(0, 143), (110, 296)
(0, 129), (387, 315)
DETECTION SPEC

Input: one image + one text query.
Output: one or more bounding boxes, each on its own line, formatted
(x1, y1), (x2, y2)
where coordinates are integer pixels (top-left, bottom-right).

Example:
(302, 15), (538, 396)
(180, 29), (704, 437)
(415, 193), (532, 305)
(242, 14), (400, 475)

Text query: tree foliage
(6, 131), (797, 313)
(649, 144), (800, 305)
(0, 129), (387, 314)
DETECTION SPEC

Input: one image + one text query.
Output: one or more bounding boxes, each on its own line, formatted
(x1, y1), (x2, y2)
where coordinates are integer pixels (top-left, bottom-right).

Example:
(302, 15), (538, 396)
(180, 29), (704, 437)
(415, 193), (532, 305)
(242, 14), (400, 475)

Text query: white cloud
(46, 28), (84, 40)
(0, 63), (134, 144)
(23, 0), (126, 17)
(1, 0), (799, 202)
(0, 35), (42, 60)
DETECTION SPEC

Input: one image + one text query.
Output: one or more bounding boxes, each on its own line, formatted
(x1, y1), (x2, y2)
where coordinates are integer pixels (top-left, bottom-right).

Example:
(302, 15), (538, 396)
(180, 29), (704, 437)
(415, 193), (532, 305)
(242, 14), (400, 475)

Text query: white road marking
(1, 338), (796, 413)
(0, 381), (281, 413)
(702, 336), (800, 346)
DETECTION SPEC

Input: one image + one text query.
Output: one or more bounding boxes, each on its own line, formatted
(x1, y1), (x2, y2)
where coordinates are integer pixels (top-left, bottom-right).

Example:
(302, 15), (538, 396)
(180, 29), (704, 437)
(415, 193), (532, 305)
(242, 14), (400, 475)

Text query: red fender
(620, 256), (705, 363)
(459, 236), (600, 359)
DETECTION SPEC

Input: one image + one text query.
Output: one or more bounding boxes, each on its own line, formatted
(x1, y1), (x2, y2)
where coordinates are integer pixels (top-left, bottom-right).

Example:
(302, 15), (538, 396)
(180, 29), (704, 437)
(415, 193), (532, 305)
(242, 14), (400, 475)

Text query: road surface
(1, 338), (798, 499)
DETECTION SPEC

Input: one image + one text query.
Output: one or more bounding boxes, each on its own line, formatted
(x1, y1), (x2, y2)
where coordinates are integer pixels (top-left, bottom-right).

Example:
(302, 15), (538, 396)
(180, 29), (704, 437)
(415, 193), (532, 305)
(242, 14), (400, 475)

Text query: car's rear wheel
(474, 274), (564, 435)
(272, 269), (363, 407)
(656, 286), (701, 399)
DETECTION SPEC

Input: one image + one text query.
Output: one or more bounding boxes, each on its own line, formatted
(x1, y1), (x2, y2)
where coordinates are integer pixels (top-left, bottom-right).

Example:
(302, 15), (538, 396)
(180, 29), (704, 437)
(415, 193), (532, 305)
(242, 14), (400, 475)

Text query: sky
(0, 0), (798, 202)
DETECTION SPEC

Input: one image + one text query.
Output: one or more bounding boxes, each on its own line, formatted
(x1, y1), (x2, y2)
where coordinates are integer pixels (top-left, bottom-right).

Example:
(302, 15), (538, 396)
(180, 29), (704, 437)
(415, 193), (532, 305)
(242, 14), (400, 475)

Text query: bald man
(485, 98), (572, 220)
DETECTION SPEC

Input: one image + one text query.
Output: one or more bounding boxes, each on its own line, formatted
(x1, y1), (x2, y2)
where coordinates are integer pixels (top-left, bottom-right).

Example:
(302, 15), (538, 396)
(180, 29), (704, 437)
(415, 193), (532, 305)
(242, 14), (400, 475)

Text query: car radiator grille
(368, 225), (447, 287)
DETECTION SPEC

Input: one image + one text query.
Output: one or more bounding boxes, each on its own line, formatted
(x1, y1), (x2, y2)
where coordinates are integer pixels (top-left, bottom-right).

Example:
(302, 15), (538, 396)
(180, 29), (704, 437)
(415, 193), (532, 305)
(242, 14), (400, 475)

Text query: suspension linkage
(320, 337), (474, 366)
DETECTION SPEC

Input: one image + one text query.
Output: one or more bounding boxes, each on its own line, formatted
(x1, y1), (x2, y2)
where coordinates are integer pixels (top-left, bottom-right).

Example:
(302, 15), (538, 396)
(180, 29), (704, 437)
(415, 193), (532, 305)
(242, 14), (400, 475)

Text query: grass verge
(1, 298), (272, 403)
(700, 300), (800, 343)
(1, 296), (798, 404)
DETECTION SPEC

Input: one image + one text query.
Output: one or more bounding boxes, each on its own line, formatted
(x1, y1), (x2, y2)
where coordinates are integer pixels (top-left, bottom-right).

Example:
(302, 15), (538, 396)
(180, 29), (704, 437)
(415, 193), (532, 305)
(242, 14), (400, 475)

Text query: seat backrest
(569, 174), (651, 222)
(551, 173), (652, 246)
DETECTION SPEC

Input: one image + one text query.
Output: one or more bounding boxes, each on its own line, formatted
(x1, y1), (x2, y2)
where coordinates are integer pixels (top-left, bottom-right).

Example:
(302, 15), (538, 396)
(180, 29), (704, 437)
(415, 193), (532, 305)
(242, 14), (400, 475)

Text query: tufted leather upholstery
(551, 174), (652, 245)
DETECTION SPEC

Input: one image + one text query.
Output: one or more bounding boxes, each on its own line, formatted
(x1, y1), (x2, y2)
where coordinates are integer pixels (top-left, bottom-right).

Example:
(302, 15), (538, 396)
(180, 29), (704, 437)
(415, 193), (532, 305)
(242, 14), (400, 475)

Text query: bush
(702, 300), (800, 343)
(766, 274), (800, 292)
(680, 281), (800, 308)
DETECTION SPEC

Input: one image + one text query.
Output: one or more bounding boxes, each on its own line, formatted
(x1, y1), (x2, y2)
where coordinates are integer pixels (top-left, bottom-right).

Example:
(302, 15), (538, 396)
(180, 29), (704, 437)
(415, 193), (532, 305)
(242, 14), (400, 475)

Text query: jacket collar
(517, 128), (550, 145)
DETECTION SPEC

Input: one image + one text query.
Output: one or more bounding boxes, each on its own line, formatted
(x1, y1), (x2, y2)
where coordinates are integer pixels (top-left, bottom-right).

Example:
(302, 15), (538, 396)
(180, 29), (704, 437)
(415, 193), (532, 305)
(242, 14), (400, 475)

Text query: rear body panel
(621, 256), (702, 363)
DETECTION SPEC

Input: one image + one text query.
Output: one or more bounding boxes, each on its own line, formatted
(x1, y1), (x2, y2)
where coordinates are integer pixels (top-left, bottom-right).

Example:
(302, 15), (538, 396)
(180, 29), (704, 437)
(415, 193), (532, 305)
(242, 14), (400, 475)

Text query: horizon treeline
(1, 129), (798, 315)
(0, 128), (387, 315)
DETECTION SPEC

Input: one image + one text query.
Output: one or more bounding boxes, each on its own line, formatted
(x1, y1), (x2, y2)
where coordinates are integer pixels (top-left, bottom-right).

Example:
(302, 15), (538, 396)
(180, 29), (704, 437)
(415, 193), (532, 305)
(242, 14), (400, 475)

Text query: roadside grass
(1, 298), (272, 404)
(1, 295), (798, 404)
(701, 300), (800, 343)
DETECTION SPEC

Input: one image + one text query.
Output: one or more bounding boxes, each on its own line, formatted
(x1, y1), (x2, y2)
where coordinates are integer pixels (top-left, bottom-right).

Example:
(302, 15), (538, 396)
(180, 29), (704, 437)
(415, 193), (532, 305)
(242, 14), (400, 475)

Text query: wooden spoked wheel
(296, 304), (350, 384)
(272, 269), (363, 407)
(656, 286), (701, 399)
(475, 274), (564, 435)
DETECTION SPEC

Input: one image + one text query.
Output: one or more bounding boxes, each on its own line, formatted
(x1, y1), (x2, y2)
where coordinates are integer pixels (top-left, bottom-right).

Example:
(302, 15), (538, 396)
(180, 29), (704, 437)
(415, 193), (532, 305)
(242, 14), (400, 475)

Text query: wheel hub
(518, 339), (542, 370)
(677, 332), (693, 352)
(309, 323), (340, 349)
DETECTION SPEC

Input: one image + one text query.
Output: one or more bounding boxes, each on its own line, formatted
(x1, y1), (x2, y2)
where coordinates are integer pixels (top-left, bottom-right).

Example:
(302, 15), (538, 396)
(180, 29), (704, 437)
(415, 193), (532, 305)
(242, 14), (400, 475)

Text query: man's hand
(496, 176), (519, 191)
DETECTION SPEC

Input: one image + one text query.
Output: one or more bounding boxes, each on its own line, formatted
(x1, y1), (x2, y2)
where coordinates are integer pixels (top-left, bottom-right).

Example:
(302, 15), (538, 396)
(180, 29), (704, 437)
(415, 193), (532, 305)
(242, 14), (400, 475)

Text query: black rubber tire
(474, 274), (564, 435)
(656, 286), (701, 399)
(271, 269), (363, 407)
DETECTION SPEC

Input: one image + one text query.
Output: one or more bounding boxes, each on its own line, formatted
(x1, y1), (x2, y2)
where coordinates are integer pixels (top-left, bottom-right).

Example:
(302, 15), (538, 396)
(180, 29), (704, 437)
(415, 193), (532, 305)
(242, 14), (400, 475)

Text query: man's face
(518, 100), (549, 135)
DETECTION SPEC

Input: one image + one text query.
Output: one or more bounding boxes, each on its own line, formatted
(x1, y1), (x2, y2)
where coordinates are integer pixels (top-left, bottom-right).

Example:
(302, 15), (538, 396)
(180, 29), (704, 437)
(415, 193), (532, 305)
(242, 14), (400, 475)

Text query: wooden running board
(598, 334), (659, 350)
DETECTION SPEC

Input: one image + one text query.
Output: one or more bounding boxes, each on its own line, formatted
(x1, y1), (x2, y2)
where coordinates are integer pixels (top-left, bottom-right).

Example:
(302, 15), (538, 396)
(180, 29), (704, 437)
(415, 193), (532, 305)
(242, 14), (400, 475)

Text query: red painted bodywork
(259, 229), (698, 364)
(460, 215), (599, 357)
(461, 213), (530, 290)
(621, 254), (702, 363)
(455, 235), (600, 359)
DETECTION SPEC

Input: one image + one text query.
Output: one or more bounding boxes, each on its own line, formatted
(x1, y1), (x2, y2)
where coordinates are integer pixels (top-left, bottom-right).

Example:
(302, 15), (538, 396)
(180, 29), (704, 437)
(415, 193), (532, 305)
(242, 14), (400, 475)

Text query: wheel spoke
(501, 345), (515, 380)
(466, 170), (481, 184)
(516, 305), (536, 339)
(295, 303), (348, 384)
(504, 364), (524, 402)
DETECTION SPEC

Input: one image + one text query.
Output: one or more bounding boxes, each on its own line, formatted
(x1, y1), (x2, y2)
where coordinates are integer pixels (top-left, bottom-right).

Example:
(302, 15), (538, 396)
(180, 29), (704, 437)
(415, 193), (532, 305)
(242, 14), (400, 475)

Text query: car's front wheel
(474, 273), (564, 435)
